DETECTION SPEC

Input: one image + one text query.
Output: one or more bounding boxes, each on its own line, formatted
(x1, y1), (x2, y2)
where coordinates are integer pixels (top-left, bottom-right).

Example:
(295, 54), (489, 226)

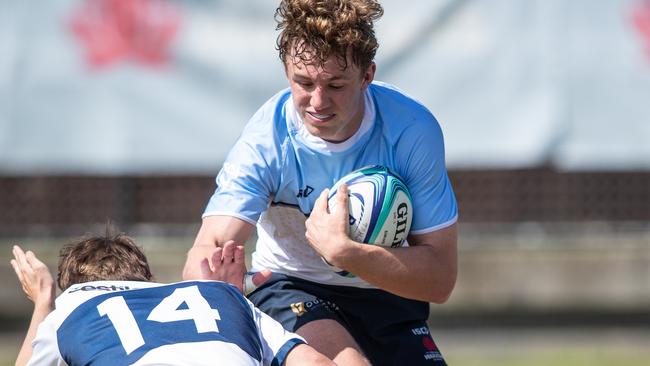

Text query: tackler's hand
(10, 245), (56, 311)
(183, 244), (218, 281)
(199, 241), (271, 295)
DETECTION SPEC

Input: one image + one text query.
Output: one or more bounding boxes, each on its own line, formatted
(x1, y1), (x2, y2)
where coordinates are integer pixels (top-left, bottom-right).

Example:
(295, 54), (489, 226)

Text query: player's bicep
(408, 223), (457, 250)
(408, 224), (458, 282)
(406, 224), (458, 302)
(408, 224), (457, 274)
(399, 124), (458, 233)
(204, 135), (280, 223)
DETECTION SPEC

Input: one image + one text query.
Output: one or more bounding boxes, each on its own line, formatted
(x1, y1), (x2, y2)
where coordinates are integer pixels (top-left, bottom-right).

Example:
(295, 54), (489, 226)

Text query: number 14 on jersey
(96, 285), (221, 354)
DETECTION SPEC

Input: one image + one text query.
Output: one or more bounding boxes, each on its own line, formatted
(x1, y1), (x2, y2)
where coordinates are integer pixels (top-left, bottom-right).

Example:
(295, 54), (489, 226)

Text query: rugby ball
(324, 165), (413, 276)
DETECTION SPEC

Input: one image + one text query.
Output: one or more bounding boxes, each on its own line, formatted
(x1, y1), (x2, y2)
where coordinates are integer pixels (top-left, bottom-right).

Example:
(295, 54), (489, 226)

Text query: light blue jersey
(27, 281), (304, 366)
(205, 81), (458, 287)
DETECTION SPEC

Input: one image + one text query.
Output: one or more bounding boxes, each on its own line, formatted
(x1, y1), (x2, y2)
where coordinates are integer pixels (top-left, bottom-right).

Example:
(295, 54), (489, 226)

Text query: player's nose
(310, 87), (331, 109)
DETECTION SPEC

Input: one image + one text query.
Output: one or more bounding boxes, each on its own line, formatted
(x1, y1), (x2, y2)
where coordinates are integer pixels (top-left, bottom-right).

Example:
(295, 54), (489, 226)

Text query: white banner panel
(1, 0), (648, 173)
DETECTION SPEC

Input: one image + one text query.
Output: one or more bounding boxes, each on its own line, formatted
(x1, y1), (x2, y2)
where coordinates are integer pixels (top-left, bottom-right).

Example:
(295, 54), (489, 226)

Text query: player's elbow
(428, 274), (456, 304)
(429, 286), (453, 304)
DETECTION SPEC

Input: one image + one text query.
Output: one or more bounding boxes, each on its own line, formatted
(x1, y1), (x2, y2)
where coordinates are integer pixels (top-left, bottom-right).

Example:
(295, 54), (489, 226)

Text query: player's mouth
(306, 111), (335, 123)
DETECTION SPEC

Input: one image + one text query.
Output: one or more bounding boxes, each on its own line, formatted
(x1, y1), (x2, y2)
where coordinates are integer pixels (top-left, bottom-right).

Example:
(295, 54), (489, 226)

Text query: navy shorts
(248, 273), (447, 366)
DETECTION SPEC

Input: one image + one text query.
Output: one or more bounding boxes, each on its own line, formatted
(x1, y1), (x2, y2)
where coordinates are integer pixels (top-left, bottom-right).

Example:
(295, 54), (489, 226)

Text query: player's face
(285, 52), (375, 143)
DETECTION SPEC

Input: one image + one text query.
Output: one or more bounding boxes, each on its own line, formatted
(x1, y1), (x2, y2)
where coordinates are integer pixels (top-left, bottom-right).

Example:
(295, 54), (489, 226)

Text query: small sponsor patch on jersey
(69, 284), (131, 293)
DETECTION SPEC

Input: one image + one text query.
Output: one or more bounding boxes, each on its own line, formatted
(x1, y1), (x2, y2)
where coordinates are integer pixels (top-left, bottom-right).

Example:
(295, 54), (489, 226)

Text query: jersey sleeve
(27, 319), (67, 366)
(203, 94), (287, 224)
(248, 299), (305, 366)
(398, 117), (458, 234)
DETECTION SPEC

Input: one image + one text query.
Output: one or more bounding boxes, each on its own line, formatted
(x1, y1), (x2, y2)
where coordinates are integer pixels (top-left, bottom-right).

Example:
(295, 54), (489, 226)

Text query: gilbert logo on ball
(324, 165), (413, 277)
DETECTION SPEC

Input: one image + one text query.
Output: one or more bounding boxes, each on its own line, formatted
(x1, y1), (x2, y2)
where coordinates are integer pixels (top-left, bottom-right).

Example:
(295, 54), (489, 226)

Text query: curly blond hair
(275, 0), (384, 72)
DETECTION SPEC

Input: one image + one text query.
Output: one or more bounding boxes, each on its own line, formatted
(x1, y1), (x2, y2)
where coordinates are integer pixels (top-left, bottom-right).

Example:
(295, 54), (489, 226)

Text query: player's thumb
(198, 258), (212, 280)
(243, 269), (272, 296)
(252, 269), (272, 287)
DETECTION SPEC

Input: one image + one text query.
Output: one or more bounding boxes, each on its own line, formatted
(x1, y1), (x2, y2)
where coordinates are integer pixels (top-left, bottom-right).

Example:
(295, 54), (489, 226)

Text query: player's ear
(361, 62), (376, 88)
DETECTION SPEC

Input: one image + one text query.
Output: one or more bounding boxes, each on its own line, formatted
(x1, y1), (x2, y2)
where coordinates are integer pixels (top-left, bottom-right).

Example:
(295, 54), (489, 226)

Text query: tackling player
(11, 232), (335, 366)
(183, 0), (458, 365)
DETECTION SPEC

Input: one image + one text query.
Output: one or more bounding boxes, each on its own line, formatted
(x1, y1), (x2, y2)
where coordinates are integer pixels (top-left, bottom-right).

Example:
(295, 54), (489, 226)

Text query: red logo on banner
(632, 0), (650, 60)
(70, 0), (181, 69)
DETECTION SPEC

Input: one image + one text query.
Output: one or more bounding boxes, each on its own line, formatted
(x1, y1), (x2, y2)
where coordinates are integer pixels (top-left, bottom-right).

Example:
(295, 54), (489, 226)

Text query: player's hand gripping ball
(324, 165), (413, 277)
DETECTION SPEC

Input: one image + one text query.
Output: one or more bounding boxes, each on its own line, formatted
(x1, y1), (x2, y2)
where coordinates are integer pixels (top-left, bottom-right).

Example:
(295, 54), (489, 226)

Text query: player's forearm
(192, 215), (255, 248)
(338, 243), (457, 303)
(16, 303), (53, 366)
(191, 219), (221, 249)
(283, 344), (337, 366)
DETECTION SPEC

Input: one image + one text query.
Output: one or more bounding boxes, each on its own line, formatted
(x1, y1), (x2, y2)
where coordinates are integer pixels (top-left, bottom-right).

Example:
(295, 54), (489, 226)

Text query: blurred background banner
(0, 1), (649, 365)
(1, 0), (648, 174)
(381, 0), (650, 171)
(0, 0), (282, 174)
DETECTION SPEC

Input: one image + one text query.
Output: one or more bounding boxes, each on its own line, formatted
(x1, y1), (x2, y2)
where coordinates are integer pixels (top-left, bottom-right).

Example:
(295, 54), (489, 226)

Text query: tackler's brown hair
(57, 228), (153, 290)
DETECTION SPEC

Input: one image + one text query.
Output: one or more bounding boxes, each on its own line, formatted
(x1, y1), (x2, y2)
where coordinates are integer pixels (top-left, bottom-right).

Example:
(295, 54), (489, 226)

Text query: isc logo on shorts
(411, 326), (429, 335)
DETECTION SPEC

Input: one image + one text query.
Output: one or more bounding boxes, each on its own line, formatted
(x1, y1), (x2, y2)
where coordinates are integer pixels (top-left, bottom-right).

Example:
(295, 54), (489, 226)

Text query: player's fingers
(210, 247), (223, 268)
(234, 245), (245, 265)
(221, 240), (235, 262)
(312, 188), (330, 213)
(25, 250), (47, 270)
(13, 245), (33, 275)
(335, 184), (350, 218)
(10, 255), (32, 299)
(13, 245), (28, 267)
(199, 257), (212, 279)
(10, 258), (25, 283)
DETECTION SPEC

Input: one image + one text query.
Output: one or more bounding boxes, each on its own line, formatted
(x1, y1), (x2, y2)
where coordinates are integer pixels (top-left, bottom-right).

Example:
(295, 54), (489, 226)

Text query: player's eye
(295, 80), (313, 88)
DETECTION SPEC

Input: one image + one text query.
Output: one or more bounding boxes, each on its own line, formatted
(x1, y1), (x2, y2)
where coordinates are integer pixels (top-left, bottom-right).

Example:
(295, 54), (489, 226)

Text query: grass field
(2, 328), (649, 366)
(438, 328), (650, 366)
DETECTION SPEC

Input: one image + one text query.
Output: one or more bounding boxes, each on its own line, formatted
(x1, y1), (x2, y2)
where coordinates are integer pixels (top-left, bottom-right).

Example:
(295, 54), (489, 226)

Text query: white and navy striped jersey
(27, 280), (305, 366)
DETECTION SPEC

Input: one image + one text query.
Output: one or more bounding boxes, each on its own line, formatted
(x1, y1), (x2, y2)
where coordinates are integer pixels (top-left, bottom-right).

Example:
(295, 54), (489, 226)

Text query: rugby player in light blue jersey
(183, 1), (458, 365)
(11, 233), (334, 366)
